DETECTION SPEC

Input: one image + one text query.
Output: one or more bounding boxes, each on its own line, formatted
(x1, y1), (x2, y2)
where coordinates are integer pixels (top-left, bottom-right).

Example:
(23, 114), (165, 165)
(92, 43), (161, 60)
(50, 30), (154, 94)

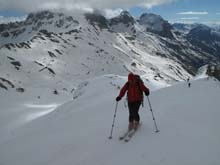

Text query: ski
(124, 123), (141, 142)
(124, 129), (137, 142)
(119, 130), (132, 140)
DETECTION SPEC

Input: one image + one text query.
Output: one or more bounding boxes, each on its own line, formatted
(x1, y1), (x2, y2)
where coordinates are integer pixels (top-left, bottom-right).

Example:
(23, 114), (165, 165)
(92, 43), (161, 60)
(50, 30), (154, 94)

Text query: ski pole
(147, 96), (159, 133)
(108, 102), (119, 139)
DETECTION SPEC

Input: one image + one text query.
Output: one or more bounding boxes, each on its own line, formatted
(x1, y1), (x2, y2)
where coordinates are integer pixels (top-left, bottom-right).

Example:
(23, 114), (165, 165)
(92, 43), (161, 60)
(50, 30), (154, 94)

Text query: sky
(0, 0), (220, 25)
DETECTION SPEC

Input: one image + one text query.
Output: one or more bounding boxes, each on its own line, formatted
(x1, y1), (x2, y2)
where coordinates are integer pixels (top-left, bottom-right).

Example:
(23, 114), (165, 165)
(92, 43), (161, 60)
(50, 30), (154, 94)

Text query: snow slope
(0, 76), (220, 165)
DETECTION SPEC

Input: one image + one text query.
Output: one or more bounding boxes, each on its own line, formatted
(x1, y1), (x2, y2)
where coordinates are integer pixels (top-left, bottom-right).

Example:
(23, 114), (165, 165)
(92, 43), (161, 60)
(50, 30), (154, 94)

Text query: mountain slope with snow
(1, 10), (220, 99)
(0, 10), (196, 97)
(0, 77), (220, 165)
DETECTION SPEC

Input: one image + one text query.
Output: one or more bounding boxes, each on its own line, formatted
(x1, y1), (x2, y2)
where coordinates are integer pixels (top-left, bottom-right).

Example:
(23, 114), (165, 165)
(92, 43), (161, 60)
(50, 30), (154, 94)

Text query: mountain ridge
(0, 10), (219, 95)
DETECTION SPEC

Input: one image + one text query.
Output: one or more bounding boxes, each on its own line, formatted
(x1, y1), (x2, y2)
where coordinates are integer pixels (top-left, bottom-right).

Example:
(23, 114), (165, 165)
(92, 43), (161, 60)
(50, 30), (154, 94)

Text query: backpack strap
(136, 81), (143, 96)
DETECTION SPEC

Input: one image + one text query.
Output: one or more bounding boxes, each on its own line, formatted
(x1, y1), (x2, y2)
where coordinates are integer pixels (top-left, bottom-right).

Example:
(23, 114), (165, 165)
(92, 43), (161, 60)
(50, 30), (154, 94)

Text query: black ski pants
(128, 101), (142, 123)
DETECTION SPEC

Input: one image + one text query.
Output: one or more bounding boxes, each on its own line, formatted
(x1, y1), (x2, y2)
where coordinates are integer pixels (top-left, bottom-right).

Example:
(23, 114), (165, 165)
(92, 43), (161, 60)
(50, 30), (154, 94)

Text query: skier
(187, 78), (191, 88)
(116, 73), (150, 130)
(188, 82), (191, 88)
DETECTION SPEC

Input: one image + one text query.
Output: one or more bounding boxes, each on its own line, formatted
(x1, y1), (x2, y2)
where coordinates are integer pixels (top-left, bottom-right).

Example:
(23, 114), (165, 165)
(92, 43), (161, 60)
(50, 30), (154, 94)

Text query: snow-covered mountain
(187, 24), (220, 58)
(1, 10), (220, 165)
(0, 10), (219, 95)
(139, 13), (174, 39)
(0, 11), (79, 46)
(173, 23), (220, 63)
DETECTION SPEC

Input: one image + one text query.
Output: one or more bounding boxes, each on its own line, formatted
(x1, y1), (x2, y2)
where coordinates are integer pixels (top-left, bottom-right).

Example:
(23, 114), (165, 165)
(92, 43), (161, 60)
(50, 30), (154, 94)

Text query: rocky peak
(139, 13), (173, 38)
(24, 10), (78, 30)
(25, 11), (57, 24)
(109, 11), (135, 26)
(139, 13), (164, 28)
(84, 12), (108, 29)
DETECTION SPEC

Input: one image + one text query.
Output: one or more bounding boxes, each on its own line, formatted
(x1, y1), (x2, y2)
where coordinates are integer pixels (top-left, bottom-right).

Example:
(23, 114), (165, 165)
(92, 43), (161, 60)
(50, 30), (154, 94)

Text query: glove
(116, 96), (121, 102)
(144, 91), (149, 96)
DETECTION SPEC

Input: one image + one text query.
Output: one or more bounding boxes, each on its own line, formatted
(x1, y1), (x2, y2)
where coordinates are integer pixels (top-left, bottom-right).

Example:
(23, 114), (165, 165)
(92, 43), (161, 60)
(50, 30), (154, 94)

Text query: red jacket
(118, 73), (149, 102)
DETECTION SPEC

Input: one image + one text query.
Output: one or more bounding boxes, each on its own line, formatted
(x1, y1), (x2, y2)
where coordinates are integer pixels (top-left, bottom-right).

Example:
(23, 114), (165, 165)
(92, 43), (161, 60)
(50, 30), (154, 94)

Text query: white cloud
(0, 15), (27, 24)
(171, 19), (220, 25)
(177, 11), (208, 15)
(140, 0), (175, 8)
(181, 17), (200, 20)
(104, 9), (124, 19)
(216, 13), (220, 15)
(0, 0), (178, 13)
(38, 2), (94, 12)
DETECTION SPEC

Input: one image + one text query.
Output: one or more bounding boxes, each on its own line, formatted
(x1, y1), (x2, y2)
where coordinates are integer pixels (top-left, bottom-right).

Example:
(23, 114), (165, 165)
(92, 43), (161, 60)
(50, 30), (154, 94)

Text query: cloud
(172, 18), (220, 25)
(104, 9), (124, 19)
(216, 13), (220, 15)
(0, 0), (178, 13)
(0, 15), (27, 24)
(202, 21), (220, 25)
(181, 17), (200, 20)
(177, 11), (208, 15)
(140, 0), (175, 8)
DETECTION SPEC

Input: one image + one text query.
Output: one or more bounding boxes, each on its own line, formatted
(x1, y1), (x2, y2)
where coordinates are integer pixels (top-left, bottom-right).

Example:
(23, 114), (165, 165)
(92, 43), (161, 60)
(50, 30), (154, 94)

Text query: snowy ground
(0, 76), (220, 165)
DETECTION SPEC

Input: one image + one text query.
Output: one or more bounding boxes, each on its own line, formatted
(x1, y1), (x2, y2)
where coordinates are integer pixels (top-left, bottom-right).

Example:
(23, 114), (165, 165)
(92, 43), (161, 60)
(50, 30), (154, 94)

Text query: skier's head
(128, 72), (135, 82)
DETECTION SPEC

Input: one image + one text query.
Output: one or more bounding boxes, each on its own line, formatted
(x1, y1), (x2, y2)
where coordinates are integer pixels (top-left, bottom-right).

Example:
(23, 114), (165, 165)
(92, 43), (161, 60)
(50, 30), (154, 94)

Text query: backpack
(134, 74), (143, 97)
(134, 74), (143, 84)
(126, 74), (144, 106)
